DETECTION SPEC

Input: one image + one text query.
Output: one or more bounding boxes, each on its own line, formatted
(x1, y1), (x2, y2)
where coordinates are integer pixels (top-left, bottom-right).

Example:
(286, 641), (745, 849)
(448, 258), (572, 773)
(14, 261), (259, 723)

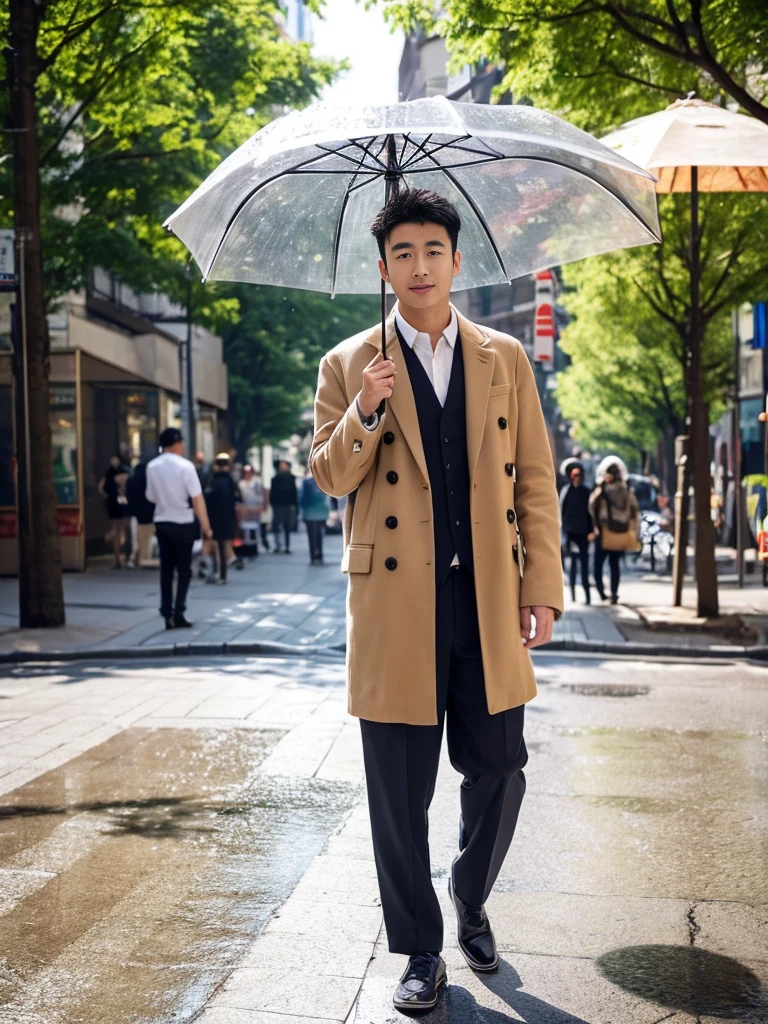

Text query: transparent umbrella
(165, 96), (661, 310)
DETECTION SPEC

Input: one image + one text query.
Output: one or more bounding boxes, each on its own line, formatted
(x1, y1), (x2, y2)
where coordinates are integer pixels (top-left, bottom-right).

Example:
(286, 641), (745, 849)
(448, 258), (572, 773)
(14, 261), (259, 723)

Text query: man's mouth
(409, 284), (434, 294)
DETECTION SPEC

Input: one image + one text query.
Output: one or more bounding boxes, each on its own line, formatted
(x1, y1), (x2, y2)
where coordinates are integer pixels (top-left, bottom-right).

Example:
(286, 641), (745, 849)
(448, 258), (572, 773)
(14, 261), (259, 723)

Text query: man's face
(378, 221), (460, 310)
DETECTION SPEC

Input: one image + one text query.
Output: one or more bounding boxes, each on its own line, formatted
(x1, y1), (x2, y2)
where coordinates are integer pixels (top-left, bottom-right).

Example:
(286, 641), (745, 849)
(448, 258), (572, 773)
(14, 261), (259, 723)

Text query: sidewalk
(3, 536), (768, 661)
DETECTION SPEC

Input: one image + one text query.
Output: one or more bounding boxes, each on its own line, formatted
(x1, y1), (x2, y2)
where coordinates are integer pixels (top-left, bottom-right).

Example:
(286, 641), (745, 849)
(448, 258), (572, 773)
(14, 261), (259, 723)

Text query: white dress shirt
(395, 305), (458, 406)
(357, 305), (459, 430)
(146, 451), (202, 524)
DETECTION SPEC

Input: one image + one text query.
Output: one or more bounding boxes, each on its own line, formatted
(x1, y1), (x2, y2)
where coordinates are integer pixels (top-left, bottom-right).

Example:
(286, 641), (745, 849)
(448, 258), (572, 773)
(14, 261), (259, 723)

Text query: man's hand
(202, 526), (213, 540)
(359, 351), (396, 418)
(520, 606), (555, 649)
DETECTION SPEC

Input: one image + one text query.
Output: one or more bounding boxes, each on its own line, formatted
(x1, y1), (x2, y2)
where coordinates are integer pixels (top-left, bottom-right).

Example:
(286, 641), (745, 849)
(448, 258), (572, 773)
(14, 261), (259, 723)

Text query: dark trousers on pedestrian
(566, 531), (591, 600)
(306, 520), (324, 562)
(594, 535), (621, 599)
(272, 506), (294, 551)
(155, 521), (196, 618)
(360, 566), (527, 955)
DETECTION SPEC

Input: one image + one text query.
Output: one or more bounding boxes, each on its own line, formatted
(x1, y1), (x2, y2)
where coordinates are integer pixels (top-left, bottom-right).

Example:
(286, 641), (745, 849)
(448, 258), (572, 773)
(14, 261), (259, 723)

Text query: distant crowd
(97, 448), (332, 582)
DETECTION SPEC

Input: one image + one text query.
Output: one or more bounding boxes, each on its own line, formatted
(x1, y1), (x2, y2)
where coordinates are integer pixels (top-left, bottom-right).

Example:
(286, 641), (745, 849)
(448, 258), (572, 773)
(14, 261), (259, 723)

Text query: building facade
(0, 273), (228, 572)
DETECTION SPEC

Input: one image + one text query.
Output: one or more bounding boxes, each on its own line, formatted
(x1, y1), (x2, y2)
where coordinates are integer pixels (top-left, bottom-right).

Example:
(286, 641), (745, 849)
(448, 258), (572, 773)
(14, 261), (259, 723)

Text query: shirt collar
(395, 304), (458, 350)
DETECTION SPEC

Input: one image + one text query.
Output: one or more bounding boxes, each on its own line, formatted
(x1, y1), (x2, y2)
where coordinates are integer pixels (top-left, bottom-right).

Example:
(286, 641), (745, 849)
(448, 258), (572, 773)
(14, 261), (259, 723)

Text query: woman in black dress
(98, 455), (131, 568)
(204, 454), (241, 583)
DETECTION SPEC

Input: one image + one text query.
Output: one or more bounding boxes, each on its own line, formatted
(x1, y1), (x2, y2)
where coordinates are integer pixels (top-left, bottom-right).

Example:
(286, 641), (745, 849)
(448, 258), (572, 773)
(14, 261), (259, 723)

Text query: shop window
(50, 385), (78, 504)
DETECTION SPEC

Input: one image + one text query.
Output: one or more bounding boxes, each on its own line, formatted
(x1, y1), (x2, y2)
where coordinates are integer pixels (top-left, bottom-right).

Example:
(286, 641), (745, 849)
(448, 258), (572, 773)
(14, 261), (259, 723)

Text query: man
(269, 459), (298, 554)
(146, 427), (212, 629)
(559, 464), (594, 604)
(311, 189), (563, 1011)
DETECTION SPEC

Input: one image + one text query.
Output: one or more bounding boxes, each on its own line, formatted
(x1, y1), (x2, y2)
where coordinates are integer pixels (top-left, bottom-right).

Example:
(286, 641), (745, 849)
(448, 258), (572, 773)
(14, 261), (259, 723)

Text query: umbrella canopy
(601, 97), (768, 193)
(165, 95), (661, 295)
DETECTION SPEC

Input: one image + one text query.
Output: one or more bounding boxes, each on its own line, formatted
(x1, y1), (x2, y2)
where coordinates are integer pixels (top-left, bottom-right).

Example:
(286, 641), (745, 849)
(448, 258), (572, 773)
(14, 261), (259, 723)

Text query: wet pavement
(0, 653), (765, 1023)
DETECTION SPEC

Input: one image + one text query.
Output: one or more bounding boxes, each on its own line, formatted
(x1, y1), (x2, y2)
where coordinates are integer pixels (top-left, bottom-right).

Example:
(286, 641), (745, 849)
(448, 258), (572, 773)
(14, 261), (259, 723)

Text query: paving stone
(214, 968), (362, 1019)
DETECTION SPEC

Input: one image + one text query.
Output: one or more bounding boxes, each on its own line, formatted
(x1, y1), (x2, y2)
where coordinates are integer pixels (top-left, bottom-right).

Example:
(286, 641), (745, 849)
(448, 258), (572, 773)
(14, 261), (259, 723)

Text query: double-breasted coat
(310, 307), (564, 725)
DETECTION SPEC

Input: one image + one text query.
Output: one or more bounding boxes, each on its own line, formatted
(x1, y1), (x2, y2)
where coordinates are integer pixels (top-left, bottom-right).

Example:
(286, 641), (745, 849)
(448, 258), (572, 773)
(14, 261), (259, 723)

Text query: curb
(0, 639), (347, 666)
(1, 638), (767, 666)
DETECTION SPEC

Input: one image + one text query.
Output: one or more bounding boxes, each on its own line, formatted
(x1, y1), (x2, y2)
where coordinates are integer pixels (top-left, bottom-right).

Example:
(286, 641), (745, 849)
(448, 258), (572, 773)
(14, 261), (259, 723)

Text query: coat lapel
(364, 315), (429, 485)
(456, 311), (495, 486)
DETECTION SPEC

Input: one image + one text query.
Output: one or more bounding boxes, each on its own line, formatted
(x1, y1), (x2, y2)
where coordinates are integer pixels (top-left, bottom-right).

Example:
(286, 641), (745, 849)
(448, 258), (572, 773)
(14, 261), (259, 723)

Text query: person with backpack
(589, 458), (640, 604)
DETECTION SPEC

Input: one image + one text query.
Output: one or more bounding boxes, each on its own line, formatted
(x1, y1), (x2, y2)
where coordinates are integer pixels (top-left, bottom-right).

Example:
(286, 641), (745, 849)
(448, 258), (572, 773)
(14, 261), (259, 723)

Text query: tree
(1, 0), (339, 626)
(380, 0), (767, 131)
(558, 191), (768, 466)
(216, 286), (379, 456)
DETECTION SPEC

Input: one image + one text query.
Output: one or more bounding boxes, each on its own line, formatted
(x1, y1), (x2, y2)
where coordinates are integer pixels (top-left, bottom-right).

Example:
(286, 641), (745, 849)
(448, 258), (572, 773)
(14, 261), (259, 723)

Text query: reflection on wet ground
(0, 727), (358, 1023)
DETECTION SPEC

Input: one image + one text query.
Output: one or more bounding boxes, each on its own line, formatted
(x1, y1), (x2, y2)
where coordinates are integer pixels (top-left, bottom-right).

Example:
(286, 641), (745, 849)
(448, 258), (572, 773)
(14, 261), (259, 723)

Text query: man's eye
(396, 252), (411, 259)
(428, 250), (442, 256)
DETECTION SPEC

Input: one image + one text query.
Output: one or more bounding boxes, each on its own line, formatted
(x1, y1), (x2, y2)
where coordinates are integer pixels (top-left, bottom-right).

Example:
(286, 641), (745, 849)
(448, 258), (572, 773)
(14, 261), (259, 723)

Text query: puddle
(0, 727), (358, 1023)
(563, 683), (651, 697)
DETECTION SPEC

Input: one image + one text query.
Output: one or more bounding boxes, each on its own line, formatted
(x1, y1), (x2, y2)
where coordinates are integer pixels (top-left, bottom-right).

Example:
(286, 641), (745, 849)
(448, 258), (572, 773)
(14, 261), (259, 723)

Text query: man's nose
(411, 260), (429, 278)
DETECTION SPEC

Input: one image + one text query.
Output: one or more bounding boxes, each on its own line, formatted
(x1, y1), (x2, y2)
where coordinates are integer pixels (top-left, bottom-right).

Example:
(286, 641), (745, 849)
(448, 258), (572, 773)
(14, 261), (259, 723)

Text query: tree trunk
(688, 170), (718, 618)
(9, 0), (65, 627)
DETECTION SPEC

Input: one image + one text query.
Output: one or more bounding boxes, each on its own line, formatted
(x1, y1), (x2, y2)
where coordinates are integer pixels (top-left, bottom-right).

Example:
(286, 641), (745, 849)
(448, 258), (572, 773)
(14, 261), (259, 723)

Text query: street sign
(0, 230), (17, 290)
(533, 270), (555, 367)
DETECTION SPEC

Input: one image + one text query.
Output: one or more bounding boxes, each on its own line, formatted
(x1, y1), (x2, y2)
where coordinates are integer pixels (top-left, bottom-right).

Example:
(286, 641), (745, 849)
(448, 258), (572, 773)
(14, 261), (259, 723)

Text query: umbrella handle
(377, 276), (387, 417)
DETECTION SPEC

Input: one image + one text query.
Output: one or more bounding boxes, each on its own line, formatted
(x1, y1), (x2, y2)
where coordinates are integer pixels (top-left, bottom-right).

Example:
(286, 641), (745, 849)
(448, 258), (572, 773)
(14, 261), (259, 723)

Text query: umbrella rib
(330, 146), (375, 298)
(316, 142), (386, 172)
(201, 146), (353, 280)
(400, 134), (469, 172)
(421, 151), (510, 282)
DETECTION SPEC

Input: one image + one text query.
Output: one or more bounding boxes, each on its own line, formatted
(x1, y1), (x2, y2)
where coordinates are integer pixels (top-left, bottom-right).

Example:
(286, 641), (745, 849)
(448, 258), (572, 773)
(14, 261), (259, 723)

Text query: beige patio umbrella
(601, 98), (768, 619)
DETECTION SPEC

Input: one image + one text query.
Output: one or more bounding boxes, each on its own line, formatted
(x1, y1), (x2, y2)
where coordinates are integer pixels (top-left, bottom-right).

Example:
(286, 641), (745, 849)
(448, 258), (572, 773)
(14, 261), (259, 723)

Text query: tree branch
(40, 31), (161, 164)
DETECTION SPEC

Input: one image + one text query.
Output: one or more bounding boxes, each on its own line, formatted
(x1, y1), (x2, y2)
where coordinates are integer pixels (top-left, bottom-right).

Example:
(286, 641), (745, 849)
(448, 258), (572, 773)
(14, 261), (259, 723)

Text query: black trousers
(306, 520), (325, 561)
(594, 536), (621, 598)
(360, 566), (527, 955)
(156, 521), (196, 617)
(566, 531), (591, 596)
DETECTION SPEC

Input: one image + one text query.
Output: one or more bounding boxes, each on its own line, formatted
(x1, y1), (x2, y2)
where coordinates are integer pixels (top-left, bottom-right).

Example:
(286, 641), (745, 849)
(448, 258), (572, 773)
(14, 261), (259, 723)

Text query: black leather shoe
(393, 952), (446, 1012)
(164, 617), (175, 630)
(173, 614), (193, 628)
(448, 872), (498, 972)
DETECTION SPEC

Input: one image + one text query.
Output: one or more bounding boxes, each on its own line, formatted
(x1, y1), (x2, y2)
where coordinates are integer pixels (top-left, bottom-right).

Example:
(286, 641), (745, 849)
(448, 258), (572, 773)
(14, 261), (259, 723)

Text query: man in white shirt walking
(146, 427), (212, 629)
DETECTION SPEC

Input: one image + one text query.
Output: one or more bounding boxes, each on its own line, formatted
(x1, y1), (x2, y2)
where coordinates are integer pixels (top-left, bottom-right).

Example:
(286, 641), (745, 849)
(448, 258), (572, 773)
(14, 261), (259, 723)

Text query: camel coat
(310, 307), (564, 725)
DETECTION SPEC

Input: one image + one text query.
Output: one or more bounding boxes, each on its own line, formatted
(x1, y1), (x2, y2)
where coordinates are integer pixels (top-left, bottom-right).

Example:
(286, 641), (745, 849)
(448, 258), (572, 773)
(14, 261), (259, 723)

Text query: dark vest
(397, 325), (474, 585)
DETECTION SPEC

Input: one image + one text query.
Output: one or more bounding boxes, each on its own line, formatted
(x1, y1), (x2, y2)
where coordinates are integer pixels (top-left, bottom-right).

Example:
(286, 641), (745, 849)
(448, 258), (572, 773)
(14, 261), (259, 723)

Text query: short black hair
(371, 188), (461, 264)
(159, 427), (182, 448)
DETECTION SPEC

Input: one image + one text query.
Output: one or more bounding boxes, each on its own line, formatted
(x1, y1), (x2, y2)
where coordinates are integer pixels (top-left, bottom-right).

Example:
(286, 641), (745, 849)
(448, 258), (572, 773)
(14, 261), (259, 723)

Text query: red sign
(0, 511), (16, 539)
(0, 508), (82, 538)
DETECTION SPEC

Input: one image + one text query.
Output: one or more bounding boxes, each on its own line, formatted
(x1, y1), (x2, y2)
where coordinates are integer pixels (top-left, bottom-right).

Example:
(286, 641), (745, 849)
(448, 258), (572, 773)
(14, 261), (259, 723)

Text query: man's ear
(452, 249), (462, 278)
(377, 257), (389, 282)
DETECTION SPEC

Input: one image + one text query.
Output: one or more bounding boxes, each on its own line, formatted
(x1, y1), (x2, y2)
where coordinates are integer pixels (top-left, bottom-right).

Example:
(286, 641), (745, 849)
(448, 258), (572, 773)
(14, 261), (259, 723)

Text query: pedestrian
(146, 427), (212, 629)
(194, 450), (210, 487)
(310, 189), (563, 1011)
(125, 460), (155, 568)
(559, 464), (594, 604)
(98, 454), (131, 569)
(204, 453), (242, 583)
(270, 459), (298, 554)
(238, 464), (266, 557)
(300, 466), (330, 565)
(589, 457), (640, 604)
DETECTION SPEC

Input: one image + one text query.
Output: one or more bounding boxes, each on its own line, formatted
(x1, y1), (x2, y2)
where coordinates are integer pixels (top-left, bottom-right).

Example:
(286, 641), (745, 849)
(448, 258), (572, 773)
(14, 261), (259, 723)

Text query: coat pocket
(341, 543), (373, 574)
(489, 383), (511, 396)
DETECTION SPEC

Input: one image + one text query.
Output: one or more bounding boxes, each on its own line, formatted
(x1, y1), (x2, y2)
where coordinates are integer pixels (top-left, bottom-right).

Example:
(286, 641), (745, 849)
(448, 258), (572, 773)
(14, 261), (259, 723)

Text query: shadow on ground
(597, 945), (765, 1019)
